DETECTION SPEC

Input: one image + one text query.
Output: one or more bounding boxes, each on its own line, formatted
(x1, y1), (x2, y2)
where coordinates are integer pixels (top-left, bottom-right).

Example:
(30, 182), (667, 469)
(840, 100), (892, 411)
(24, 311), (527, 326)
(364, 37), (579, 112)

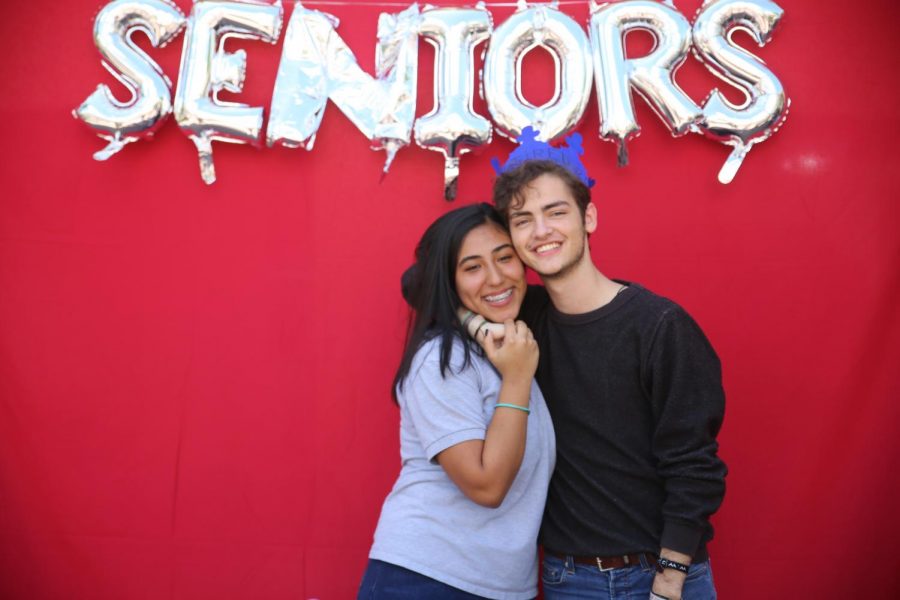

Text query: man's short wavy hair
(492, 160), (592, 223)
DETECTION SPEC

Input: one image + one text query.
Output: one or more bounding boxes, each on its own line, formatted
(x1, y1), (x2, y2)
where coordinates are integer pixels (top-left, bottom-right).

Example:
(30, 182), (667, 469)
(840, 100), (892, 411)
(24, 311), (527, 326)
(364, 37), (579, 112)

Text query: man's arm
(651, 548), (692, 599)
(646, 306), (728, 598)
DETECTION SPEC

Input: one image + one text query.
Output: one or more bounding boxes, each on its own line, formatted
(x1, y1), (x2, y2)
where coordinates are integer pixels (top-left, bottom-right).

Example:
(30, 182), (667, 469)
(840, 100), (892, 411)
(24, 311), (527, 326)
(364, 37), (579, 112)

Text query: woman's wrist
(495, 403), (530, 414)
(500, 376), (531, 394)
(498, 380), (531, 409)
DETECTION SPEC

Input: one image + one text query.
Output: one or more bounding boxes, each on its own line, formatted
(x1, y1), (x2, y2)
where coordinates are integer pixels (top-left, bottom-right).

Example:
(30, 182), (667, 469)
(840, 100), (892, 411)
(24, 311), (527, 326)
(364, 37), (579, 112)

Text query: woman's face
(455, 223), (527, 323)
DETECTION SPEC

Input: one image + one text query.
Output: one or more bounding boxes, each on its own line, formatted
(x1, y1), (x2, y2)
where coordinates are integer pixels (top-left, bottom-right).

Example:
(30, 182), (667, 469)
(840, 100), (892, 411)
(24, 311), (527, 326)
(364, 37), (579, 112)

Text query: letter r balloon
(589, 0), (702, 166)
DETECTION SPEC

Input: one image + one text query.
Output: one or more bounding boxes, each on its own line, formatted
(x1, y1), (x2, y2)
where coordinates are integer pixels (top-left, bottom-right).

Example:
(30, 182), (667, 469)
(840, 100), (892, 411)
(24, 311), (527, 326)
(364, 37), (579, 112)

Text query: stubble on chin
(530, 239), (587, 281)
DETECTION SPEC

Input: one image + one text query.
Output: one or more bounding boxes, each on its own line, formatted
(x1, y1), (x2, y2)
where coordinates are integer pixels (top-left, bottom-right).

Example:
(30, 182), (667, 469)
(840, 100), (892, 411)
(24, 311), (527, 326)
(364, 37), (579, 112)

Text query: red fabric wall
(1, 1), (898, 598)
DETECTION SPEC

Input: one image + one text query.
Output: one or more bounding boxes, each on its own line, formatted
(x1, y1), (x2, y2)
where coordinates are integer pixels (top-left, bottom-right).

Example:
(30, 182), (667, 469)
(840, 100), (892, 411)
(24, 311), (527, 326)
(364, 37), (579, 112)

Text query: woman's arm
(436, 320), (538, 508)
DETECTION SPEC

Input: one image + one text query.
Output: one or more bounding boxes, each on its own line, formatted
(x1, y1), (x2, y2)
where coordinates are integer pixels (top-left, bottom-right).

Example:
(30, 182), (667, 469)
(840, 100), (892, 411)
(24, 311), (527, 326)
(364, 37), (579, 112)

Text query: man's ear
(584, 202), (598, 235)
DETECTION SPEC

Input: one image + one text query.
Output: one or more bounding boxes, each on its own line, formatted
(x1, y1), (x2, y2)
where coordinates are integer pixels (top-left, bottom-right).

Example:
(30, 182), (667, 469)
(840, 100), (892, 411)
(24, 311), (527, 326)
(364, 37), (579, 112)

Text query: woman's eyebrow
(459, 243), (512, 265)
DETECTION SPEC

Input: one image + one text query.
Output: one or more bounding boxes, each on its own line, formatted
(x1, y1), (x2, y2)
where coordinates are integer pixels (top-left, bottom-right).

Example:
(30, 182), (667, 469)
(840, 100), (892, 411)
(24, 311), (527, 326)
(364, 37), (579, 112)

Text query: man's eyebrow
(510, 200), (570, 219)
(541, 200), (569, 212)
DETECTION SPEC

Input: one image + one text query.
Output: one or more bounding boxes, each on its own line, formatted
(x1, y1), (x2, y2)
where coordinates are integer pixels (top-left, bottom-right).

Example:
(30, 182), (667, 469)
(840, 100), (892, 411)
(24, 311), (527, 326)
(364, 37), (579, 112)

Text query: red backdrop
(1, 1), (898, 598)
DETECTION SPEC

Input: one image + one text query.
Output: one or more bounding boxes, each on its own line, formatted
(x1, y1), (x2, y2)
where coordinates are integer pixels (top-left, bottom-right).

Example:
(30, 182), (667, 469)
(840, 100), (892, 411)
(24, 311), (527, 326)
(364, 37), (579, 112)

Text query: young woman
(358, 203), (555, 600)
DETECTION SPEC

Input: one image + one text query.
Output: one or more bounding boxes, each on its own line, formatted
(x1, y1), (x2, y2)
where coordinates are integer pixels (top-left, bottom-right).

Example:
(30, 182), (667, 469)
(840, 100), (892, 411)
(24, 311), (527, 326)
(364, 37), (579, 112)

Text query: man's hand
(650, 548), (691, 600)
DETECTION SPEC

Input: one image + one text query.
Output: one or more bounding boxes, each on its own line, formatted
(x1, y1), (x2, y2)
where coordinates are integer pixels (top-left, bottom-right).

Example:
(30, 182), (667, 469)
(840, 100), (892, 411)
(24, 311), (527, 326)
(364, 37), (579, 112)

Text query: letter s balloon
(692, 0), (790, 184)
(74, 0), (187, 160)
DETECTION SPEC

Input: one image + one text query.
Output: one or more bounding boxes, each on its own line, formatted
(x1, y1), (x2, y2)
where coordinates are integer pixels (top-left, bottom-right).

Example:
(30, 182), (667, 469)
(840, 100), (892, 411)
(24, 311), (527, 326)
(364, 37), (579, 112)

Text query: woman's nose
(486, 264), (504, 285)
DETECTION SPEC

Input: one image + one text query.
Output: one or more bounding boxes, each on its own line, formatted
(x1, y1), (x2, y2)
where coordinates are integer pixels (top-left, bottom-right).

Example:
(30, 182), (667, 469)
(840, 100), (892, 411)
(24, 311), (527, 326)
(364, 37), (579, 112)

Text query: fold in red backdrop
(1, 1), (898, 598)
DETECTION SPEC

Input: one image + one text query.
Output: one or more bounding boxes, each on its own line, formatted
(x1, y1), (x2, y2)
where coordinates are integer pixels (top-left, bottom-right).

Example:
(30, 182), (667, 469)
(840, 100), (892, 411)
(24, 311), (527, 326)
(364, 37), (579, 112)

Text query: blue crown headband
(491, 126), (596, 188)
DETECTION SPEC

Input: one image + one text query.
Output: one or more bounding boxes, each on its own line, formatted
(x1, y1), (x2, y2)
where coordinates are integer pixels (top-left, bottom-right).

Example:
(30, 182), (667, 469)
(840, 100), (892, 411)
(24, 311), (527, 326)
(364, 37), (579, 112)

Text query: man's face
(506, 173), (597, 280)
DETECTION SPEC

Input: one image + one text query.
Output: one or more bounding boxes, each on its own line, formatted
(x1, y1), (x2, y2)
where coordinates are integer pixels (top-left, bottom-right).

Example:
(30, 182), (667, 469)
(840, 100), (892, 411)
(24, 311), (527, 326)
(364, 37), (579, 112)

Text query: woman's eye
(464, 265), (480, 272)
(498, 255), (513, 262)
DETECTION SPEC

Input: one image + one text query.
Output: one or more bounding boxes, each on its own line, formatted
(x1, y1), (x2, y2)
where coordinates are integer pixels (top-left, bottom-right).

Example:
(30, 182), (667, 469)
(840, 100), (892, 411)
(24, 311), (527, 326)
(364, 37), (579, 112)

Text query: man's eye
(551, 210), (566, 217)
(513, 219), (529, 228)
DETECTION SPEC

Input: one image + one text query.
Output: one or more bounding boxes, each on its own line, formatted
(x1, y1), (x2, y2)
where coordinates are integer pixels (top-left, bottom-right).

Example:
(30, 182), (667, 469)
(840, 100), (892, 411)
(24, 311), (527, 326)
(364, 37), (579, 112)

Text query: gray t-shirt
(370, 336), (556, 600)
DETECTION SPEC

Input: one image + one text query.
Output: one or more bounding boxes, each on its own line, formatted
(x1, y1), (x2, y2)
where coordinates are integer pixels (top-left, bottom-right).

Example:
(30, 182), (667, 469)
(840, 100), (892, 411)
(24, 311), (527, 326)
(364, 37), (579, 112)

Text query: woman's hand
(479, 320), (538, 383)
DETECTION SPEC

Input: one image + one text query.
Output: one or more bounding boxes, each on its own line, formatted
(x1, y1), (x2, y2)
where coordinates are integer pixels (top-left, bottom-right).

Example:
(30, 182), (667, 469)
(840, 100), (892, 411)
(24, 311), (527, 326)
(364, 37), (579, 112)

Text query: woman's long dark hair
(392, 203), (506, 402)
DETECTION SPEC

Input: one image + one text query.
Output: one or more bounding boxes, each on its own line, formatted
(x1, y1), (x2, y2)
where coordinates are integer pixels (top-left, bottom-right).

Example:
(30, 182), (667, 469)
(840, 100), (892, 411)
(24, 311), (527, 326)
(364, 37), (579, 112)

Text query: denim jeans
(541, 554), (716, 600)
(357, 559), (492, 600)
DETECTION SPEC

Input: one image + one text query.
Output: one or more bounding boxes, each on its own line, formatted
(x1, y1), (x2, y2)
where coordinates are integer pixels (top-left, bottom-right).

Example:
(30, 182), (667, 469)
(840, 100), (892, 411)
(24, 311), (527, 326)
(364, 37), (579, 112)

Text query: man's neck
(542, 258), (622, 315)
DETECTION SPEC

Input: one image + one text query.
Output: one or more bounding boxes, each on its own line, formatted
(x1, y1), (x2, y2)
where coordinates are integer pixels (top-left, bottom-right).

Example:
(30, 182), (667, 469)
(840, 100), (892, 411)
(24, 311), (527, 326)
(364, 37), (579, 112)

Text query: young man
(493, 158), (727, 600)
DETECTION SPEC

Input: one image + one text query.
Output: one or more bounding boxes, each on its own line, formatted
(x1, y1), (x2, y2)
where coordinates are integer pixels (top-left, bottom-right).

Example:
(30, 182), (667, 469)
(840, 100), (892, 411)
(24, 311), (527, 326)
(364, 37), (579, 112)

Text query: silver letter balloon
(74, 0), (187, 160)
(484, 3), (593, 143)
(174, 0), (284, 184)
(267, 3), (420, 176)
(693, 0), (790, 183)
(415, 6), (493, 201)
(589, 0), (701, 166)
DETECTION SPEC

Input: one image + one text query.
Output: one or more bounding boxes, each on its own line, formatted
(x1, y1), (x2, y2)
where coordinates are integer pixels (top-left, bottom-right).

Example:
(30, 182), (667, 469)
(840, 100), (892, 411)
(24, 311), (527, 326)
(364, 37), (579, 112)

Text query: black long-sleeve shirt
(520, 283), (727, 560)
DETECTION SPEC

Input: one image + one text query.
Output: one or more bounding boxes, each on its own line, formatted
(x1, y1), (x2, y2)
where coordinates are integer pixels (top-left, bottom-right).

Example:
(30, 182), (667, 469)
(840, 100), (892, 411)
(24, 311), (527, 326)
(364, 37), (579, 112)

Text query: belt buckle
(595, 554), (629, 572)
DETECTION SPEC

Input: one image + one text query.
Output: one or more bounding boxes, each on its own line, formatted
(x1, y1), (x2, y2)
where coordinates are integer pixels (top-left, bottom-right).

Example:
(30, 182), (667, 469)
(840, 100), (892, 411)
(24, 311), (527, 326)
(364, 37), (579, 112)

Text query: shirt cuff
(425, 427), (486, 462)
(660, 520), (703, 558)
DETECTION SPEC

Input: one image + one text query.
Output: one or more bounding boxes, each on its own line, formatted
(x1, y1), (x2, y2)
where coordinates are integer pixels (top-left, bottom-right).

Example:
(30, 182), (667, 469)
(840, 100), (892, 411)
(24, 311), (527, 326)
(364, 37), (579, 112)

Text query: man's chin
(531, 258), (585, 281)
(526, 261), (565, 280)
(526, 246), (586, 281)
(534, 269), (565, 281)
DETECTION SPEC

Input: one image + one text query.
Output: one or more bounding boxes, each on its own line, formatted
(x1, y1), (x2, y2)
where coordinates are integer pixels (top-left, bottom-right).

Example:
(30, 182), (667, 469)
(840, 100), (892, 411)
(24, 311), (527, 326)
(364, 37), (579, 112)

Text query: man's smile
(534, 242), (562, 255)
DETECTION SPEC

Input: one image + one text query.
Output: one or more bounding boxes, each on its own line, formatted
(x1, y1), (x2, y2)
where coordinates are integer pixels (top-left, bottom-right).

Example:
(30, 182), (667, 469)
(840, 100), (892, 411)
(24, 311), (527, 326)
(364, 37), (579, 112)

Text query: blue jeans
(357, 559), (493, 600)
(541, 554), (716, 600)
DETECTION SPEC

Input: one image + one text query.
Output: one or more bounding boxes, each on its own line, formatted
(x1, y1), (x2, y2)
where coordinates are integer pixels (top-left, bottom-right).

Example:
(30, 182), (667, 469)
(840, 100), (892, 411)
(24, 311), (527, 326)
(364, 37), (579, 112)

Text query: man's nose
(533, 217), (552, 238)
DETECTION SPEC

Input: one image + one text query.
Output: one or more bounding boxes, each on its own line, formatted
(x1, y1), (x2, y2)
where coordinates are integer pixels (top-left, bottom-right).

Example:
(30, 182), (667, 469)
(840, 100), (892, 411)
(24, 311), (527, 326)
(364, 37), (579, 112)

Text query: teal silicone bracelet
(494, 403), (530, 415)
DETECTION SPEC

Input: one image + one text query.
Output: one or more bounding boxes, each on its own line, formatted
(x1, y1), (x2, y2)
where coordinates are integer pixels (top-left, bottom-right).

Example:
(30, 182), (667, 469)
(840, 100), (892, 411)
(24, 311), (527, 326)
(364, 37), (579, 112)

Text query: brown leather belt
(549, 551), (657, 572)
